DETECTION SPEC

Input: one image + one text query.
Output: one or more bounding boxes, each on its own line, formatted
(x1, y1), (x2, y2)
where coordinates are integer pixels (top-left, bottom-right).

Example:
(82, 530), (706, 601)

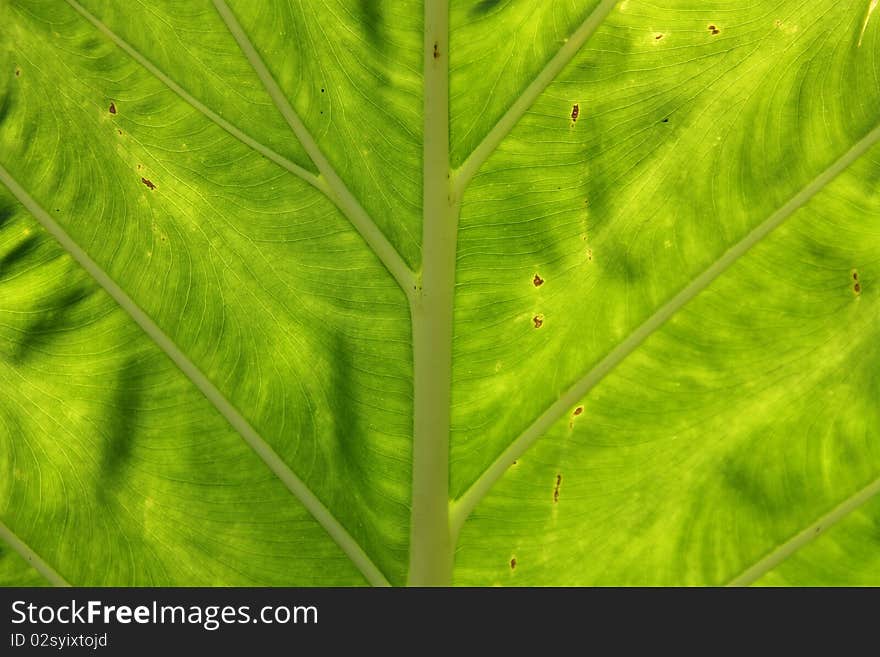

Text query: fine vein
(727, 476), (880, 586)
(450, 120), (880, 535)
(453, 0), (619, 195)
(0, 164), (391, 588)
(211, 0), (416, 298)
(63, 0), (321, 191)
(0, 519), (70, 587)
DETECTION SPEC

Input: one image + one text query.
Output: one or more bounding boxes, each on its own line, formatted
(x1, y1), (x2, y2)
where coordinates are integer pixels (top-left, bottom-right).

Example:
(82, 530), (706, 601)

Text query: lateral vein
(0, 519), (70, 587)
(0, 164), (391, 588)
(211, 0), (417, 298)
(63, 0), (322, 192)
(450, 121), (880, 535)
(453, 0), (619, 195)
(727, 476), (880, 586)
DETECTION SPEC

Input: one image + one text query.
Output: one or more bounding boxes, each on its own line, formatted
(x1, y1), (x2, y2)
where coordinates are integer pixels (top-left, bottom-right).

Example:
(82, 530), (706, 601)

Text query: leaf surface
(1, 0), (878, 586)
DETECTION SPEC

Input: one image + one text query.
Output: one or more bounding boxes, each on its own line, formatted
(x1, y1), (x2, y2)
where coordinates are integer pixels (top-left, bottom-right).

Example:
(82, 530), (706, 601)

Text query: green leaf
(1, 0), (878, 586)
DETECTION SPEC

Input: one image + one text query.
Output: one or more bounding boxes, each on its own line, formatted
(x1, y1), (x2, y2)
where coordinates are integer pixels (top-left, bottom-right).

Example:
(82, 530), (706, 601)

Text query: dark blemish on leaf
(141, 177), (155, 190)
(569, 406), (584, 428)
(587, 249), (593, 261)
(321, 88), (325, 93)
(15, 69), (21, 77)
(853, 271), (859, 281)
(553, 474), (562, 503)
(655, 34), (664, 40)
(815, 526), (821, 534)
(117, 129), (123, 135)
(510, 557), (517, 570)
(512, 460), (517, 465)
(854, 282), (861, 294)
(571, 103), (579, 122)
(532, 315), (544, 329)
(433, 42), (439, 59)
(709, 24), (720, 35)
(109, 102), (117, 114)
(662, 118), (669, 123)
(533, 273), (544, 287)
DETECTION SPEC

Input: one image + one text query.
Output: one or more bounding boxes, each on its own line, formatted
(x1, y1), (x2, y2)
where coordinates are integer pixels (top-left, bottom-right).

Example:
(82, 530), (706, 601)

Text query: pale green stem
(408, 0), (455, 586)
(0, 520), (70, 587)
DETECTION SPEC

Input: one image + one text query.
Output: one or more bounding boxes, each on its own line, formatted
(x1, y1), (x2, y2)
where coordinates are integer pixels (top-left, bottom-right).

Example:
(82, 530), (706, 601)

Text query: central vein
(408, 0), (455, 586)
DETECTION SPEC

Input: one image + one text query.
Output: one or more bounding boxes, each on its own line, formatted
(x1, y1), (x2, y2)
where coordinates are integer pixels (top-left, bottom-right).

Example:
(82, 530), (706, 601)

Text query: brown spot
(553, 474), (562, 503)
(662, 118), (669, 123)
(433, 42), (439, 59)
(853, 271), (859, 281)
(854, 282), (861, 294)
(533, 273), (544, 287)
(512, 460), (517, 465)
(571, 103), (580, 122)
(14, 69), (21, 77)
(532, 315), (544, 329)
(587, 249), (593, 261)
(117, 129), (123, 135)
(708, 24), (720, 35)
(655, 34), (664, 40)
(510, 557), (516, 570)
(815, 527), (821, 534)
(108, 102), (117, 114)
(573, 406), (583, 416)
(141, 177), (155, 190)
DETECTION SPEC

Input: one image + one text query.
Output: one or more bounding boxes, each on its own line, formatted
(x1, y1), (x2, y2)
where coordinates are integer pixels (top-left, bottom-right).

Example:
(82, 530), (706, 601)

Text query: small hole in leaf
(662, 118), (669, 123)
